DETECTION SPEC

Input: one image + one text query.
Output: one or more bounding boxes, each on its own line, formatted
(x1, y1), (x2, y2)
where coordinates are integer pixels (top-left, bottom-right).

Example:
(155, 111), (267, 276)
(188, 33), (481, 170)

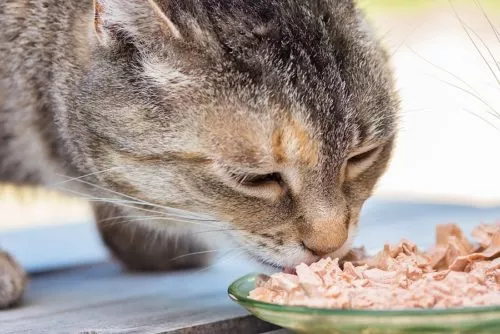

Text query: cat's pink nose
(300, 221), (348, 256)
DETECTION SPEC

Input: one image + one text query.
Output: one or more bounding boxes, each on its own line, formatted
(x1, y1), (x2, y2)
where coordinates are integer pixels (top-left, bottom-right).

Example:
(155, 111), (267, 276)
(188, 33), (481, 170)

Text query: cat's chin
(250, 251), (318, 271)
(253, 243), (354, 273)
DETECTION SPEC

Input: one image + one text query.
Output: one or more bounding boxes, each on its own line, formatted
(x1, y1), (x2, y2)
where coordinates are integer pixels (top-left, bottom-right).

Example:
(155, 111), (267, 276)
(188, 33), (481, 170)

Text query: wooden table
(3, 199), (500, 333)
(1, 261), (287, 333)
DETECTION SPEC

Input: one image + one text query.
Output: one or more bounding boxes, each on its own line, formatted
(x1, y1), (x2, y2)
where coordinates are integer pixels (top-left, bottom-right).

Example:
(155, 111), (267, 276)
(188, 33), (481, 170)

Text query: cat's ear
(93, 0), (182, 46)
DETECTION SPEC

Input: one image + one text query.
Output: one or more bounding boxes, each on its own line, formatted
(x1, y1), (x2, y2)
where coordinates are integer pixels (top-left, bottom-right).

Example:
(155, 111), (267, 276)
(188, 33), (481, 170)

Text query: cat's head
(70, 0), (398, 268)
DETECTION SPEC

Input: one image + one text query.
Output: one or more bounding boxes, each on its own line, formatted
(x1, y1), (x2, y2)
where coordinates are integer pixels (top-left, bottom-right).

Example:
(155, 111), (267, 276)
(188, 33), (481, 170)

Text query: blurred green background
(361, 0), (500, 12)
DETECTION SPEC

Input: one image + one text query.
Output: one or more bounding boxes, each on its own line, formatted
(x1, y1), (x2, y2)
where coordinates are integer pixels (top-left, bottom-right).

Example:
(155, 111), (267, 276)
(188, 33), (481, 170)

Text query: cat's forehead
(199, 91), (372, 172)
(201, 0), (398, 149)
(211, 51), (396, 165)
(142, 0), (397, 166)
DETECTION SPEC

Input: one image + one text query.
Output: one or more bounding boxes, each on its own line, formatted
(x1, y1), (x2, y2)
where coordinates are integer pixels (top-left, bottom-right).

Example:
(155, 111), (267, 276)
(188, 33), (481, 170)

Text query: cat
(0, 0), (398, 308)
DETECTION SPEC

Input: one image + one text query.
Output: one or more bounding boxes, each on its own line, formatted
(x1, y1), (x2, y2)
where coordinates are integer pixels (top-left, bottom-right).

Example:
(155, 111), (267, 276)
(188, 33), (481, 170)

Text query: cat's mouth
(246, 246), (319, 271)
(247, 237), (355, 273)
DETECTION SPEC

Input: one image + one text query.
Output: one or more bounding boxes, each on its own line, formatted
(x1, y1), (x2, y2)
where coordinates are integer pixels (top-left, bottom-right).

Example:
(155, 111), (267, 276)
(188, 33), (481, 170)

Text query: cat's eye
(225, 170), (287, 201)
(348, 147), (380, 164)
(230, 172), (284, 188)
(346, 146), (382, 179)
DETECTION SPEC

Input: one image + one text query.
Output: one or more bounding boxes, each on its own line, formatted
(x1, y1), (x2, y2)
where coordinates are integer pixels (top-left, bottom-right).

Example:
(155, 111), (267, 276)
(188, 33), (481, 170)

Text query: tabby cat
(0, 0), (398, 308)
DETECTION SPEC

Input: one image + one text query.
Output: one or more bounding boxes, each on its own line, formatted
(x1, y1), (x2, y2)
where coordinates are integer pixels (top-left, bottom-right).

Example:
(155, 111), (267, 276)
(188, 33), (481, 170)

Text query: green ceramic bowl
(228, 273), (500, 334)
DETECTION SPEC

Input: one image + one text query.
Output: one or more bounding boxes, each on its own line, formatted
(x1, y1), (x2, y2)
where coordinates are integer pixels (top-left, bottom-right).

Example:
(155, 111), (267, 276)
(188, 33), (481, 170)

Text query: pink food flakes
(249, 223), (500, 310)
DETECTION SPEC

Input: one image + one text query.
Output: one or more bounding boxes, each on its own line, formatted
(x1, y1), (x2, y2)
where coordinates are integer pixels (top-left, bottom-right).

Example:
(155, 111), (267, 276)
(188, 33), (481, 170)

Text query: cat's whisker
(166, 247), (244, 263)
(447, 1), (500, 122)
(474, 0), (500, 47)
(100, 219), (136, 229)
(449, 0), (500, 86)
(58, 186), (156, 209)
(56, 174), (214, 221)
(425, 74), (500, 121)
(96, 219), (137, 229)
(435, 76), (495, 113)
(85, 198), (165, 208)
(56, 186), (220, 223)
(406, 45), (500, 125)
(389, 20), (426, 57)
(193, 228), (245, 235)
(97, 215), (164, 223)
(97, 216), (234, 233)
(113, 216), (223, 226)
(405, 45), (482, 97)
(99, 204), (220, 228)
(59, 187), (221, 228)
(197, 249), (246, 273)
(461, 108), (500, 132)
(48, 167), (125, 186)
(463, 22), (500, 80)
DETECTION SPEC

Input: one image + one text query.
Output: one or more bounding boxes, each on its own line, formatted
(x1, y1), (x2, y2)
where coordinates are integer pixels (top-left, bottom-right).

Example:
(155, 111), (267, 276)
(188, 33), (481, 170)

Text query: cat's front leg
(0, 250), (26, 309)
(94, 203), (213, 272)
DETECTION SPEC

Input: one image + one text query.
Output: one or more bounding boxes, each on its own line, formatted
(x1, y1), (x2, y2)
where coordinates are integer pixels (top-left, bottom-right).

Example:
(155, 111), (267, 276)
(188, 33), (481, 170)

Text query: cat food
(249, 223), (500, 310)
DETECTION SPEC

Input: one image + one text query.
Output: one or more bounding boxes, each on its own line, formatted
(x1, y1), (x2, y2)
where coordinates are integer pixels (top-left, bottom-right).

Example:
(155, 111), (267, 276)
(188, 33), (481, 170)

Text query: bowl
(228, 200), (500, 333)
(228, 273), (500, 333)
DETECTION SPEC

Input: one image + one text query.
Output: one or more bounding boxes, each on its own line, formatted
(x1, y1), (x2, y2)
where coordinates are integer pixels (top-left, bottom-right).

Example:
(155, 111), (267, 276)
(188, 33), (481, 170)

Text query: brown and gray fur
(0, 0), (399, 308)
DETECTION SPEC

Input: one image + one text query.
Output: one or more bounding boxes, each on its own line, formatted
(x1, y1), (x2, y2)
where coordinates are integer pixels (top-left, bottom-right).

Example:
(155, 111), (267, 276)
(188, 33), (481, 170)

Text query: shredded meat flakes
(249, 223), (500, 310)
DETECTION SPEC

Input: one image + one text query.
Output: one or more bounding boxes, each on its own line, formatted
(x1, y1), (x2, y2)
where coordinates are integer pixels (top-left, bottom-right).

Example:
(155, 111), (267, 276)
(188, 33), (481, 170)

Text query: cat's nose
(300, 220), (348, 257)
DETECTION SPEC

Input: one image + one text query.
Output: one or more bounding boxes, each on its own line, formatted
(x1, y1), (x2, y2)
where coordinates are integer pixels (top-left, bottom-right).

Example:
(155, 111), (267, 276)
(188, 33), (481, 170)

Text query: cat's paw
(0, 250), (27, 309)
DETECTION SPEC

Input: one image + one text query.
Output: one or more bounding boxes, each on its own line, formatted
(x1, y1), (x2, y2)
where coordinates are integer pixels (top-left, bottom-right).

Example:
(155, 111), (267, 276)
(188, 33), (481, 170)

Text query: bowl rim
(228, 273), (500, 317)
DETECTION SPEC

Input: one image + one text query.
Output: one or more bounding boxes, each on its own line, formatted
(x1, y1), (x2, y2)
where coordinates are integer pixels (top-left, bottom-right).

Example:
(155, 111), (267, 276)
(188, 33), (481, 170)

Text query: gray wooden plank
(4, 200), (500, 333)
(4, 294), (269, 333)
(167, 316), (280, 334)
(1, 260), (275, 334)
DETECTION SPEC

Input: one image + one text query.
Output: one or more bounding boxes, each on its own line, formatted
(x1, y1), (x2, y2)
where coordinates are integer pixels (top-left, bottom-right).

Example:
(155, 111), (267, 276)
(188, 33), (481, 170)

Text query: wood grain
(1, 261), (278, 334)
